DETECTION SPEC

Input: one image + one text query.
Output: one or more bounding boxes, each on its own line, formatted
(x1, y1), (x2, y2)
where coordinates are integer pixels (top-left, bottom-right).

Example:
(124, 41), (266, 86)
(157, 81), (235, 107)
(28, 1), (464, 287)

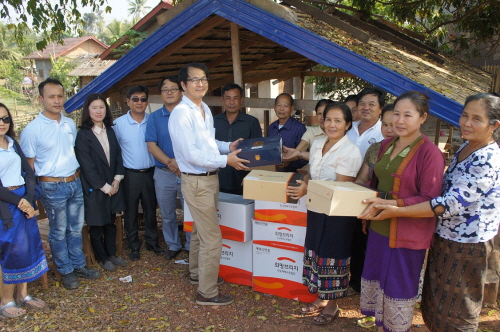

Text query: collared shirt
(169, 95), (230, 174)
(214, 111), (262, 192)
(21, 112), (80, 177)
(113, 111), (155, 170)
(0, 136), (25, 187)
(301, 126), (326, 147)
(347, 119), (384, 157)
(145, 106), (175, 168)
(267, 116), (307, 172)
(91, 125), (124, 194)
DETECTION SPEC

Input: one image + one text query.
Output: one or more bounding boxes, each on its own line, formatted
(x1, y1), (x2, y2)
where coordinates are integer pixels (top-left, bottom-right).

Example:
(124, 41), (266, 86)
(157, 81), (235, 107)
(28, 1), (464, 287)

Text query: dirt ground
(1, 224), (499, 332)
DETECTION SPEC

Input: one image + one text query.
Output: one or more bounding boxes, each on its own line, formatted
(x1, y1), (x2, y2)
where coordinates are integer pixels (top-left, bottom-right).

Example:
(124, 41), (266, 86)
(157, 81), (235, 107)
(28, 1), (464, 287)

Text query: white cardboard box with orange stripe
(219, 239), (253, 287)
(183, 192), (254, 242)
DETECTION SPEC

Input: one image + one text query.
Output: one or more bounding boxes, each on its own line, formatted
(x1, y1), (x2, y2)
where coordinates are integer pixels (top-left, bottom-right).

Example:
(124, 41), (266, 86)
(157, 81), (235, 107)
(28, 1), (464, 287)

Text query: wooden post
(434, 119), (442, 147)
(264, 110), (270, 137)
(14, 98), (18, 115)
(230, 23), (243, 89)
(484, 232), (500, 306)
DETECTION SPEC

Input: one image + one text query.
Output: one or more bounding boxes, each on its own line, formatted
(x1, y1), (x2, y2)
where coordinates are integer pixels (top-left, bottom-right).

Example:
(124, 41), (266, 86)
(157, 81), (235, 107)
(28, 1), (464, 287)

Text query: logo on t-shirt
(368, 138), (376, 145)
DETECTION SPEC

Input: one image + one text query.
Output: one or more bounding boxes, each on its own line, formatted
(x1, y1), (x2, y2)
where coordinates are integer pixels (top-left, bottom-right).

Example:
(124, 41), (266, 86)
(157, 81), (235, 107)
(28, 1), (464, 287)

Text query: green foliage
(128, 0), (152, 23)
(305, 65), (369, 100)
(0, 0), (112, 51)
(111, 30), (149, 57)
(49, 55), (78, 92)
(83, 11), (105, 36)
(0, 59), (25, 89)
(98, 19), (133, 45)
(0, 86), (23, 99)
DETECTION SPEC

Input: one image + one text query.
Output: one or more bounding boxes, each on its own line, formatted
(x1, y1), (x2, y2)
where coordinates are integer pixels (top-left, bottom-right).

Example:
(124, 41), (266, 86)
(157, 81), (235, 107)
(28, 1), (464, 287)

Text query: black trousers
(89, 215), (117, 264)
(122, 169), (158, 251)
(349, 218), (368, 293)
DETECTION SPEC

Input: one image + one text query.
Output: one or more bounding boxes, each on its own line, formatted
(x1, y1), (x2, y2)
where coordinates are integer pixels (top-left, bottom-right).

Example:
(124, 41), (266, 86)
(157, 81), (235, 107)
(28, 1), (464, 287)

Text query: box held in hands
(243, 170), (303, 204)
(237, 136), (282, 167)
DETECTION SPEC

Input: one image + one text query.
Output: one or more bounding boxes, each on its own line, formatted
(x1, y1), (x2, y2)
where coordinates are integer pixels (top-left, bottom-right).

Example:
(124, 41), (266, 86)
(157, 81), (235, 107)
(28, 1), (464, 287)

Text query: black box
(236, 136), (282, 167)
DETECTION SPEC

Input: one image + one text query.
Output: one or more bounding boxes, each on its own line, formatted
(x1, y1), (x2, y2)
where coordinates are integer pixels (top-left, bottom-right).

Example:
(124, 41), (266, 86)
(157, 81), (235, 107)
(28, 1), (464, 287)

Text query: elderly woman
(0, 103), (48, 318)
(287, 102), (362, 325)
(362, 93), (500, 332)
(357, 91), (445, 332)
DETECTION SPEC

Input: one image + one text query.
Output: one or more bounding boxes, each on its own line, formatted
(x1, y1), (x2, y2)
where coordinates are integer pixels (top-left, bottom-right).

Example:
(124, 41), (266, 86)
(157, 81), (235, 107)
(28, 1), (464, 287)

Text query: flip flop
(19, 295), (46, 310)
(0, 301), (26, 318)
(313, 309), (340, 325)
(357, 316), (376, 328)
(301, 302), (326, 314)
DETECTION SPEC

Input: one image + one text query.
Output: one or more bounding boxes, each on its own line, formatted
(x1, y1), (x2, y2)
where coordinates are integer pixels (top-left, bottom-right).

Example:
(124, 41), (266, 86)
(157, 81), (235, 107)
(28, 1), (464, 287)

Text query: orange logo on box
(255, 154), (261, 160)
(277, 227), (292, 232)
(222, 244), (231, 249)
(253, 278), (284, 289)
(277, 257), (296, 263)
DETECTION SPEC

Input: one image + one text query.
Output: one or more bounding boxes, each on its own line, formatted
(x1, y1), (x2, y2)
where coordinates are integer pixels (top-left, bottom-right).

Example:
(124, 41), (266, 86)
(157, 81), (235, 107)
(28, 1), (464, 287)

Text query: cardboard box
(184, 193), (254, 242)
(237, 136), (282, 167)
(254, 199), (307, 227)
(243, 170), (304, 204)
(252, 219), (306, 251)
(219, 239), (253, 287)
(252, 242), (316, 302)
(306, 180), (385, 216)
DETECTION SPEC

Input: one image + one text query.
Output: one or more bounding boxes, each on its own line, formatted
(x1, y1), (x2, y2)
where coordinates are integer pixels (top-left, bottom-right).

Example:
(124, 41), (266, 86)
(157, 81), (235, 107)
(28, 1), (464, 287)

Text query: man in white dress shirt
(169, 63), (248, 306)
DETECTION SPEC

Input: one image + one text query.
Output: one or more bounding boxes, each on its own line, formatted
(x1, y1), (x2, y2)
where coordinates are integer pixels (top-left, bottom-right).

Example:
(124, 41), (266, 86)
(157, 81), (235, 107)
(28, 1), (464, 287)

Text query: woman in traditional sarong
(357, 91), (445, 332)
(0, 103), (48, 318)
(286, 102), (362, 325)
(361, 93), (500, 332)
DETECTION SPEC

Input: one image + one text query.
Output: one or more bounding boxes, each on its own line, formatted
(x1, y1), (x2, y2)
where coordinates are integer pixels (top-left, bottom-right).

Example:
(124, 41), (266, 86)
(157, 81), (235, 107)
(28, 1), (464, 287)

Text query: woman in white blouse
(75, 94), (127, 272)
(287, 102), (362, 326)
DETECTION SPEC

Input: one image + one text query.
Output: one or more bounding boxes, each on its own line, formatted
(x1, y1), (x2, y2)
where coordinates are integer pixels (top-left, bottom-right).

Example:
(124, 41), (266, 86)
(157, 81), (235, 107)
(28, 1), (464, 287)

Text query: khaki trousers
(181, 173), (221, 298)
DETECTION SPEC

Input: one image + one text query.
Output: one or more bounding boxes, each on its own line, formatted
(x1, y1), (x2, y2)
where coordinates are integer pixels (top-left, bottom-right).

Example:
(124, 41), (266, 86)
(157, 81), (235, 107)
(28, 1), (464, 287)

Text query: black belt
(182, 170), (219, 176)
(125, 167), (154, 173)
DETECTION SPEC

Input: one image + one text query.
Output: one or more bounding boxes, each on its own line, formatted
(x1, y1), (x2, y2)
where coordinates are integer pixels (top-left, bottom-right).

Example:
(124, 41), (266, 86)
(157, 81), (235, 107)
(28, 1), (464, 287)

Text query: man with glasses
(146, 76), (191, 261)
(21, 77), (101, 290)
(169, 63), (249, 306)
(113, 85), (162, 261)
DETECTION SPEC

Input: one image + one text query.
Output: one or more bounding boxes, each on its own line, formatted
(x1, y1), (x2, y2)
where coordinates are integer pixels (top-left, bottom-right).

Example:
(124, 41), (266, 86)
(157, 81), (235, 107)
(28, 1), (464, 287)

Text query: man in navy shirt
(267, 93), (307, 172)
(214, 84), (262, 195)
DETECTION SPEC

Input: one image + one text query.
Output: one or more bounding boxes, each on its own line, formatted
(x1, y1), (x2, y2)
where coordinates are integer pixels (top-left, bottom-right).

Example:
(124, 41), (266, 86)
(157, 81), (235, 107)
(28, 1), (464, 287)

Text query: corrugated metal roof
(24, 36), (108, 60)
(68, 58), (117, 77)
(64, 0), (491, 127)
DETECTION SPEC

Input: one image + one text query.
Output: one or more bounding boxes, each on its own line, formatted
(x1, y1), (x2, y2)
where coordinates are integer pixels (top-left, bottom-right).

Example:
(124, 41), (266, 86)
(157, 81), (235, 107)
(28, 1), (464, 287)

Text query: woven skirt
(302, 210), (356, 300)
(421, 235), (491, 332)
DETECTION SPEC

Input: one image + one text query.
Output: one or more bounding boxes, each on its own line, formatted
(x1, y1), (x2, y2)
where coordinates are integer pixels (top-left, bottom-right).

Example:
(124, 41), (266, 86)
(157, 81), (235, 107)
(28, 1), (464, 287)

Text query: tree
(83, 11), (105, 36)
(98, 19), (133, 45)
(127, 0), (152, 23)
(49, 55), (78, 93)
(0, 0), (112, 50)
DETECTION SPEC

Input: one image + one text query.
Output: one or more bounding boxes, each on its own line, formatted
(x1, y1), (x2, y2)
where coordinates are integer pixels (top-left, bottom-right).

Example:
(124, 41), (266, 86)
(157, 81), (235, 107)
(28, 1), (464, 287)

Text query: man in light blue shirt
(21, 77), (101, 290)
(146, 76), (190, 260)
(113, 85), (162, 261)
(169, 63), (248, 306)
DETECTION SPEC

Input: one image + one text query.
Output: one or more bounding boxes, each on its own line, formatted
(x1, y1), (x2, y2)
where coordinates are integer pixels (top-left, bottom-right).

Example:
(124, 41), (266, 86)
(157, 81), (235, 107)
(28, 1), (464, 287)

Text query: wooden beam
(231, 23), (243, 88)
(283, 0), (370, 43)
(201, 96), (319, 110)
(107, 16), (225, 95)
(301, 71), (356, 78)
(207, 40), (256, 69)
(268, 57), (305, 75)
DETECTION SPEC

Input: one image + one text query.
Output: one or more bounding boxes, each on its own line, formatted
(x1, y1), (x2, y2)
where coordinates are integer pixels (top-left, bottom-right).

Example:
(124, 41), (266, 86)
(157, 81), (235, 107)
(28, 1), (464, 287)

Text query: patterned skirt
(0, 186), (48, 283)
(421, 235), (491, 332)
(302, 210), (356, 300)
(360, 230), (426, 332)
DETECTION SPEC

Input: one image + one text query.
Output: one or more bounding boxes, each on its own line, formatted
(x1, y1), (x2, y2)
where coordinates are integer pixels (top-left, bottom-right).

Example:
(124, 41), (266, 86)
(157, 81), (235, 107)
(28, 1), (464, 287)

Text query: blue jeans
(40, 178), (86, 275)
(154, 167), (191, 251)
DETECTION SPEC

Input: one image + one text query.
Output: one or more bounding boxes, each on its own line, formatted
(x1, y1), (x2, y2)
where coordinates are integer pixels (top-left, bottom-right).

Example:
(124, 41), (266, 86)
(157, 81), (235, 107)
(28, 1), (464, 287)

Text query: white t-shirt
(347, 119), (384, 157)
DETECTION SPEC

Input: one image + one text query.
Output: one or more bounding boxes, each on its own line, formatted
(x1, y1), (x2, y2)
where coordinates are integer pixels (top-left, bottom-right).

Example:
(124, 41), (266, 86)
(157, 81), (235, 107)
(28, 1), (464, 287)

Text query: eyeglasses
(187, 77), (208, 85)
(0, 116), (12, 124)
(131, 97), (148, 103)
(161, 88), (180, 94)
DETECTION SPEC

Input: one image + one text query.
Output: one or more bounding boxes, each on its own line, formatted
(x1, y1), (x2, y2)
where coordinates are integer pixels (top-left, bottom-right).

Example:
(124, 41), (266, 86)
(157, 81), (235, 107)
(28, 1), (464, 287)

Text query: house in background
(24, 36), (108, 80)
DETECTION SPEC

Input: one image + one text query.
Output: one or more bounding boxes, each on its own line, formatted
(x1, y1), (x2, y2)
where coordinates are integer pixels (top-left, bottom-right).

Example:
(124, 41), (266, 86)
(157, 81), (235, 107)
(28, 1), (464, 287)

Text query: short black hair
(344, 94), (358, 104)
(158, 76), (181, 93)
(127, 85), (149, 99)
(275, 93), (294, 106)
(357, 87), (385, 108)
(38, 77), (63, 96)
(0, 102), (15, 138)
(178, 62), (209, 86)
(221, 83), (244, 97)
(381, 103), (394, 117)
(80, 93), (114, 130)
(323, 101), (353, 133)
(315, 99), (333, 112)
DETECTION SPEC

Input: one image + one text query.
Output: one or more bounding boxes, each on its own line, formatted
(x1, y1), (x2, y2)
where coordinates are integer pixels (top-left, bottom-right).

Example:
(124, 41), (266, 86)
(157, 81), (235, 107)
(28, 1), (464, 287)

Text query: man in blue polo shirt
(146, 76), (191, 260)
(113, 85), (162, 261)
(21, 77), (100, 290)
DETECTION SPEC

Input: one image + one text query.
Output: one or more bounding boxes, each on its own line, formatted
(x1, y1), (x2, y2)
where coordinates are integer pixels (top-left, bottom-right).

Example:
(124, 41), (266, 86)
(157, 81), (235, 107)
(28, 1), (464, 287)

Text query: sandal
(357, 316), (376, 328)
(313, 309), (340, 325)
(0, 301), (26, 318)
(301, 302), (326, 314)
(19, 295), (46, 310)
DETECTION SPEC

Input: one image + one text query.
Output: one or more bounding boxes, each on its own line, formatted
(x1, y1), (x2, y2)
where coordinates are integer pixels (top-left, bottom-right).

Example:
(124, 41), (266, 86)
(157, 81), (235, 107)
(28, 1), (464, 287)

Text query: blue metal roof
(65, 0), (463, 126)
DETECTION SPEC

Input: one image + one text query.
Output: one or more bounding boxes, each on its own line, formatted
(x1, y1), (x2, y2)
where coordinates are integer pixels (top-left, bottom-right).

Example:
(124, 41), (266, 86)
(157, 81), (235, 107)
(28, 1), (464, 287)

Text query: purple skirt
(360, 231), (426, 332)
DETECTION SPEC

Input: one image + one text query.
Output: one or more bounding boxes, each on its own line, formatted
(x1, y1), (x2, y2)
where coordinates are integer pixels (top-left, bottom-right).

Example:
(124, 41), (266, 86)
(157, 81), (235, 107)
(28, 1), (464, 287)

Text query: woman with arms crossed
(361, 93), (500, 332)
(287, 102), (362, 325)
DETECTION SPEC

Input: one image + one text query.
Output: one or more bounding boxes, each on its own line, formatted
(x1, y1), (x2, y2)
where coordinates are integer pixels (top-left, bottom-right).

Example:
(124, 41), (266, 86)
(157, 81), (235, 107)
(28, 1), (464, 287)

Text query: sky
(89, 0), (161, 23)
